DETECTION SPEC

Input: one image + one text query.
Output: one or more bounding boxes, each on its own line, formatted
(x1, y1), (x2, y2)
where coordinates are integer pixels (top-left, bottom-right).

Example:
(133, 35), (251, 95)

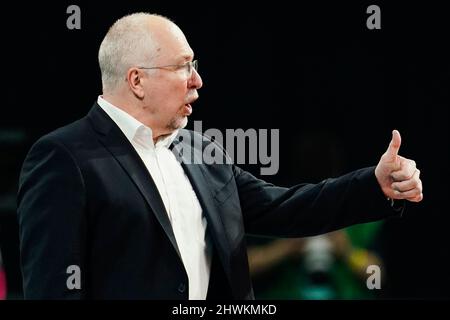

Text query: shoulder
(29, 116), (95, 154)
(176, 128), (229, 156)
(174, 128), (233, 166)
(23, 116), (96, 172)
(41, 116), (92, 145)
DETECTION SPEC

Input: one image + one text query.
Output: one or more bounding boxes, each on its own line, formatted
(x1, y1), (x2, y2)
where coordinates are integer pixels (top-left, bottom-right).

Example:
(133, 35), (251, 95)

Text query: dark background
(0, 1), (448, 299)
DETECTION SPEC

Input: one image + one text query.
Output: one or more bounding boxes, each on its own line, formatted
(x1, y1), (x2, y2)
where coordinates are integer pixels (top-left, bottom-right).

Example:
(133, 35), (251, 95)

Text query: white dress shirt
(97, 96), (211, 299)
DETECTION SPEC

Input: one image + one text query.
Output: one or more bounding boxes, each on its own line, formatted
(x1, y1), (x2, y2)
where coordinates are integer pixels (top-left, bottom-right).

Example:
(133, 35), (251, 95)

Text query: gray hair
(98, 13), (170, 93)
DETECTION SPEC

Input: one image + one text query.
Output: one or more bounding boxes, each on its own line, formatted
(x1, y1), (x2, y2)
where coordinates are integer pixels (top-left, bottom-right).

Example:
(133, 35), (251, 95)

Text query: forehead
(151, 22), (194, 62)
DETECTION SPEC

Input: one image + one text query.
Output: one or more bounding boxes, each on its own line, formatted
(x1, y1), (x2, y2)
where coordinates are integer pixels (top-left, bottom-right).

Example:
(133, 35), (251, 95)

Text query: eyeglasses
(137, 60), (198, 78)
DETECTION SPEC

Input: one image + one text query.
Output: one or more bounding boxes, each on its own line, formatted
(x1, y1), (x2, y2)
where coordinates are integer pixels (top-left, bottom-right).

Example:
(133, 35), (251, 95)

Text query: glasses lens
(185, 60), (198, 78)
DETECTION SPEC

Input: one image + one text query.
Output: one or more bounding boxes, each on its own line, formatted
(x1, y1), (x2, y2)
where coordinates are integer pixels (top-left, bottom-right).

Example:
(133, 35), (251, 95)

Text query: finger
(391, 169), (421, 192)
(393, 188), (422, 199)
(392, 180), (422, 199)
(391, 159), (416, 181)
(385, 129), (401, 160)
(407, 193), (423, 202)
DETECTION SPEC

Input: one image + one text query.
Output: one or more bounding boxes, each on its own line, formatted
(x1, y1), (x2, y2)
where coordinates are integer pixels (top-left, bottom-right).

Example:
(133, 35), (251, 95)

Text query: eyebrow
(177, 53), (194, 63)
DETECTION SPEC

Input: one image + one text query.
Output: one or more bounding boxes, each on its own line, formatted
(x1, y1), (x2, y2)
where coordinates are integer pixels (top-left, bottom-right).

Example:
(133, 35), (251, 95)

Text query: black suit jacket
(17, 103), (402, 299)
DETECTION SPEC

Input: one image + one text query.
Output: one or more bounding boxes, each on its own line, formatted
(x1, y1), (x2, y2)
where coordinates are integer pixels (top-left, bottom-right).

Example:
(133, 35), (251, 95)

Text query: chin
(180, 117), (188, 129)
(168, 116), (188, 131)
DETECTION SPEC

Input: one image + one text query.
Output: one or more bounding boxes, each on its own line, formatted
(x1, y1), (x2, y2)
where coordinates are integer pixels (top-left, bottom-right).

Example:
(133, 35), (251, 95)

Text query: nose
(188, 68), (203, 90)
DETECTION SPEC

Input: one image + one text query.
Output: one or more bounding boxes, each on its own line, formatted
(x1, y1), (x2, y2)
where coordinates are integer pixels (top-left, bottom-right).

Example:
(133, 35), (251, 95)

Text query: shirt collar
(97, 96), (178, 149)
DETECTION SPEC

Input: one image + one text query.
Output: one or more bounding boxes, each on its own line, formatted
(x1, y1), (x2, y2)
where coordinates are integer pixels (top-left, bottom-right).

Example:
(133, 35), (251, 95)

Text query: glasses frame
(137, 60), (198, 76)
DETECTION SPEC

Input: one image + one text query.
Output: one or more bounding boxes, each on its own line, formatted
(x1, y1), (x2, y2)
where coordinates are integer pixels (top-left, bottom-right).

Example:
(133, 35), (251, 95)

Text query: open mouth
(182, 103), (192, 116)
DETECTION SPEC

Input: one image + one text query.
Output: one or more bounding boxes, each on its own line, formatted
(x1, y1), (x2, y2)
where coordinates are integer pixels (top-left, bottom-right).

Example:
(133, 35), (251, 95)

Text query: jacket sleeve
(17, 136), (87, 299)
(233, 165), (403, 238)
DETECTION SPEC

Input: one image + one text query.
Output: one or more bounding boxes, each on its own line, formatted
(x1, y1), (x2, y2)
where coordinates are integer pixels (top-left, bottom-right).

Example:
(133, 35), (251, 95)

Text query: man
(17, 13), (422, 299)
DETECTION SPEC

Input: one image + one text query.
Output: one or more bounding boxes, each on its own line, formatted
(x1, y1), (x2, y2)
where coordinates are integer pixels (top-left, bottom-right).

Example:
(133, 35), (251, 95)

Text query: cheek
(169, 85), (188, 107)
(151, 81), (188, 114)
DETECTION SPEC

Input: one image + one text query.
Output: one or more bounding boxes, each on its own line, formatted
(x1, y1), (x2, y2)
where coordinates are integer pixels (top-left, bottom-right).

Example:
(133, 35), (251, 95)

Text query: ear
(126, 67), (146, 99)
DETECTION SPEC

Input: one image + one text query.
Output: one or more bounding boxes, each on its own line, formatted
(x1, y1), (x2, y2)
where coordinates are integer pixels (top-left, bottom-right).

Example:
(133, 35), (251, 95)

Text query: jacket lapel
(87, 104), (182, 260)
(171, 132), (232, 279)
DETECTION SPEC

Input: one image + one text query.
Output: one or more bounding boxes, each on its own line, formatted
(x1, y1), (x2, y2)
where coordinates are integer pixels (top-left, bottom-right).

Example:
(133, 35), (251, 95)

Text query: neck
(101, 94), (174, 144)
(153, 132), (172, 144)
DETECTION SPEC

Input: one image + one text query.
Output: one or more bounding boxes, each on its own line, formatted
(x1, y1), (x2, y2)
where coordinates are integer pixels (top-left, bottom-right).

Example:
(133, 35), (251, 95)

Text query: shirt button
(178, 283), (186, 293)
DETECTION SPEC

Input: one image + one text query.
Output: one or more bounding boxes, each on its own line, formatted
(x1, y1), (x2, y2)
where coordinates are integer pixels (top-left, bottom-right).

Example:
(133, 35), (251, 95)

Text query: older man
(17, 13), (422, 299)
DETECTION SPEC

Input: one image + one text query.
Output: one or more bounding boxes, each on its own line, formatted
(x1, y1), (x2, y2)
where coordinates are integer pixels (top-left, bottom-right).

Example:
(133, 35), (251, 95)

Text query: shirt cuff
(387, 197), (405, 216)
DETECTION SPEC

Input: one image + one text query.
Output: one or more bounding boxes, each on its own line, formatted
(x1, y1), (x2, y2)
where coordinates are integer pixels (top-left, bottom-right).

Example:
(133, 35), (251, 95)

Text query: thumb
(386, 129), (401, 159)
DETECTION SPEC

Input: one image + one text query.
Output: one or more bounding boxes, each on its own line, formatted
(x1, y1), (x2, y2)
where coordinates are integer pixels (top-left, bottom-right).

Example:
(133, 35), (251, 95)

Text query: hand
(375, 130), (423, 202)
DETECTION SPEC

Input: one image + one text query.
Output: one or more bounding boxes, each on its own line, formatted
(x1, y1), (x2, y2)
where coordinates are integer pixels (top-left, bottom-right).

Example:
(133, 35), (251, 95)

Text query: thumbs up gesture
(375, 130), (423, 202)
